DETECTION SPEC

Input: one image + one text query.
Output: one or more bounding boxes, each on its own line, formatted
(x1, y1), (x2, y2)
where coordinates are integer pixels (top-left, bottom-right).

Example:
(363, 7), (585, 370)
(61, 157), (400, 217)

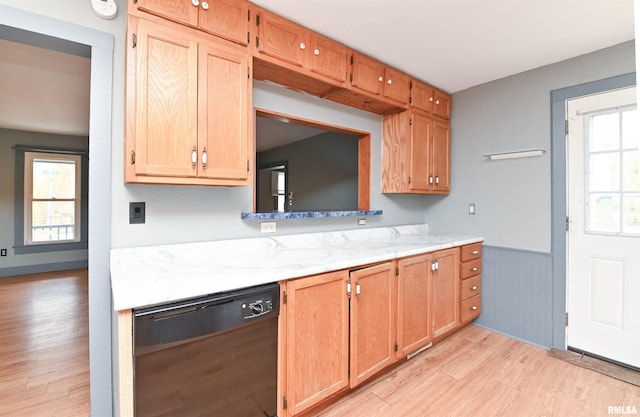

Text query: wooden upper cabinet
(255, 7), (305, 66)
(126, 16), (251, 185)
(349, 262), (396, 388)
(282, 271), (350, 416)
(411, 79), (451, 120)
(351, 52), (410, 105)
(382, 110), (450, 194)
(308, 32), (349, 83)
(134, 0), (249, 45)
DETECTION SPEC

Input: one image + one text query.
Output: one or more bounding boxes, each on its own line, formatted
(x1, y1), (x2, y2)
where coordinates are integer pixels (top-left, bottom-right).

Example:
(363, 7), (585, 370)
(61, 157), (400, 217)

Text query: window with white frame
(585, 106), (640, 236)
(24, 152), (82, 245)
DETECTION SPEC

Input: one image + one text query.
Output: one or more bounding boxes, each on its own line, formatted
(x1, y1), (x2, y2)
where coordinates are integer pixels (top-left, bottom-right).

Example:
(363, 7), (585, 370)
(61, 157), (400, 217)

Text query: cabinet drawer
(460, 275), (481, 301)
(460, 259), (481, 280)
(460, 294), (481, 323)
(460, 243), (482, 262)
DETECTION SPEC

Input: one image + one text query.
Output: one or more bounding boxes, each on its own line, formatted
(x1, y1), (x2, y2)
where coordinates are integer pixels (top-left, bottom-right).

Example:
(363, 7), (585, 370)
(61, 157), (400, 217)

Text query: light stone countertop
(110, 224), (483, 311)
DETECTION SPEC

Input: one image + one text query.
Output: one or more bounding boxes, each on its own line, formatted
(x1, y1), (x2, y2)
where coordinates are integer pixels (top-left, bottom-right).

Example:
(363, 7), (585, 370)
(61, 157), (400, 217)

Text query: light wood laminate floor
(0, 269), (90, 417)
(313, 325), (640, 417)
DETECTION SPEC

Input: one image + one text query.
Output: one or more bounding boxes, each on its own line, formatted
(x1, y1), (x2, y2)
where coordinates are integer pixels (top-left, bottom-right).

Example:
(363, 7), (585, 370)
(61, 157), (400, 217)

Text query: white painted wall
(426, 41), (636, 253)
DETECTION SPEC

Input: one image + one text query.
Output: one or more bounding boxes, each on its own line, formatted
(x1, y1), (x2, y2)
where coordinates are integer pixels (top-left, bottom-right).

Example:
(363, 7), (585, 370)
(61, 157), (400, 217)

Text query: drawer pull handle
(471, 306), (478, 311)
(471, 286), (478, 290)
(471, 267), (478, 272)
(472, 250), (479, 255)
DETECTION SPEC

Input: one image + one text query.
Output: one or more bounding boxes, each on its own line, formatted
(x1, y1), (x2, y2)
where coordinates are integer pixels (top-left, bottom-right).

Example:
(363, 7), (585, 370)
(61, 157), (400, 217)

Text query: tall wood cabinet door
(409, 112), (432, 192)
(135, 0), (199, 28)
(197, 38), (250, 181)
(432, 248), (460, 338)
(431, 118), (450, 192)
(256, 8), (305, 67)
(133, 17), (199, 178)
(285, 271), (350, 416)
(397, 254), (432, 357)
(308, 33), (348, 82)
(349, 262), (396, 387)
(198, 0), (249, 45)
(351, 52), (384, 96)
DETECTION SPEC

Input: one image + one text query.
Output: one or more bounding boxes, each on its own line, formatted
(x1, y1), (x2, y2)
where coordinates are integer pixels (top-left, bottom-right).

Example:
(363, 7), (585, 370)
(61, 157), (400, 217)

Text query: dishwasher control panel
(242, 297), (274, 319)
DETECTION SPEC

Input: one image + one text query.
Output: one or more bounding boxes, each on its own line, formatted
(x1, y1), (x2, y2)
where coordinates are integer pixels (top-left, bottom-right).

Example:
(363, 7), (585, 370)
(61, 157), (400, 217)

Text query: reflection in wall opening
(257, 161), (288, 212)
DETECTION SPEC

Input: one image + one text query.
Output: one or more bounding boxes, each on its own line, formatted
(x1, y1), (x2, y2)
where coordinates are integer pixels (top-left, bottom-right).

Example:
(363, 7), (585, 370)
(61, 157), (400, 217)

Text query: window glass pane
(588, 193), (620, 233)
(623, 194), (640, 235)
(623, 150), (640, 191)
(31, 201), (76, 242)
(32, 159), (76, 199)
(589, 152), (619, 191)
(590, 113), (620, 152)
(622, 109), (639, 149)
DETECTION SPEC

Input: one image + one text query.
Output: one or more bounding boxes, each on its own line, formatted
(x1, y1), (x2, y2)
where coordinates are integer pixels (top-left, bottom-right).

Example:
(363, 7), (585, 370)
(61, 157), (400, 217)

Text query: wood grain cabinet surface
(460, 243), (482, 324)
(382, 110), (450, 194)
(431, 247), (460, 339)
(125, 16), (252, 186)
(133, 0), (249, 45)
(396, 254), (432, 357)
(411, 79), (451, 120)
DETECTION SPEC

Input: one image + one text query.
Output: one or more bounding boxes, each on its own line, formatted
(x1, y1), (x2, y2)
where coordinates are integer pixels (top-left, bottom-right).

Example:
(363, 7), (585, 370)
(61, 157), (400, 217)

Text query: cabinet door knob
(387, 79), (392, 85)
(429, 96), (434, 102)
(471, 267), (478, 272)
(378, 76), (383, 82)
(471, 305), (478, 311)
(191, 0), (199, 6)
(313, 49), (320, 56)
(191, 146), (197, 167)
(201, 1), (209, 9)
(436, 99), (441, 105)
(471, 286), (478, 290)
(299, 42), (306, 50)
(202, 147), (208, 168)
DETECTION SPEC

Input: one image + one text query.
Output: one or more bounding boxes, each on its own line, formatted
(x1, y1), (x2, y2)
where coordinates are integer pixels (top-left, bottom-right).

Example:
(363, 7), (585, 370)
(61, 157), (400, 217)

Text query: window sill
(14, 241), (88, 254)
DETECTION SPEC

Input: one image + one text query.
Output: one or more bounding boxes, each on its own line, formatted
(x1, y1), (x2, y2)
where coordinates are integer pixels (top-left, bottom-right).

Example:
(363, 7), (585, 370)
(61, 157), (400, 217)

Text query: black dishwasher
(133, 283), (280, 417)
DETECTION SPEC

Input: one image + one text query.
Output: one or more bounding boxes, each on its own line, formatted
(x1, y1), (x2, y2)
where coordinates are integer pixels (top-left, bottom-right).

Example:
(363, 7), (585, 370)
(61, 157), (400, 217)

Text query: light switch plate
(130, 202), (146, 224)
(469, 203), (476, 215)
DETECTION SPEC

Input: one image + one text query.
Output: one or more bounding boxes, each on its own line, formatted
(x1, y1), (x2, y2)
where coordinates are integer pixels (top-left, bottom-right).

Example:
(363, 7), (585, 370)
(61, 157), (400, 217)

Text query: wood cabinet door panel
(257, 9), (305, 67)
(397, 254), (431, 357)
(409, 112), (432, 191)
(351, 52), (384, 96)
(198, 0), (248, 44)
(134, 18), (199, 178)
(198, 38), (249, 180)
(383, 66), (410, 105)
(350, 262), (396, 387)
(411, 80), (435, 113)
(285, 271), (350, 415)
(431, 119), (450, 192)
(433, 90), (451, 119)
(309, 33), (348, 82)
(136, 0), (199, 28)
(432, 248), (460, 338)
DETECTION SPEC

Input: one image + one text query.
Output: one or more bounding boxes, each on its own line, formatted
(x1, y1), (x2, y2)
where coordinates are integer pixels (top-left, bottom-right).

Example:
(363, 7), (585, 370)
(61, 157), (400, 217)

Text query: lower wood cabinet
(460, 243), (482, 324)
(432, 247), (460, 338)
(396, 254), (432, 357)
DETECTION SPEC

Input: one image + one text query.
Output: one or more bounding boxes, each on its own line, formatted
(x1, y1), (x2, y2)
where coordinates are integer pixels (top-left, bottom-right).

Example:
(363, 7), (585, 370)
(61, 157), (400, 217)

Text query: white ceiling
(251, 0), (635, 93)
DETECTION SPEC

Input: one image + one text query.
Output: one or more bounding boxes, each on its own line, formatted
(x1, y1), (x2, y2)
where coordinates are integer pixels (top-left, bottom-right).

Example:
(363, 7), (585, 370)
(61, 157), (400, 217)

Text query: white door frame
(550, 72), (636, 349)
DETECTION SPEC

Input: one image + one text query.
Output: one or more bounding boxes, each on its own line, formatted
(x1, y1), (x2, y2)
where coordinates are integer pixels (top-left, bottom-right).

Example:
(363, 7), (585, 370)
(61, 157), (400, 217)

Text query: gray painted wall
(257, 131), (359, 211)
(425, 41), (636, 253)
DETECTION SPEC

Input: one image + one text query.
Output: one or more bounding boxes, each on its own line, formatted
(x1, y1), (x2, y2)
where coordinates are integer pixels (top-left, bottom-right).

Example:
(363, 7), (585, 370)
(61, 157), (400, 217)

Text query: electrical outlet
(261, 222), (276, 233)
(0, 249), (7, 256)
(358, 218), (366, 226)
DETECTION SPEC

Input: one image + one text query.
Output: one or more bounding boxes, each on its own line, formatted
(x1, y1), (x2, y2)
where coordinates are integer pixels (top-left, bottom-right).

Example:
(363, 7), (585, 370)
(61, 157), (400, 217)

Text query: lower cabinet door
(349, 261), (396, 387)
(284, 270), (350, 416)
(397, 254), (432, 357)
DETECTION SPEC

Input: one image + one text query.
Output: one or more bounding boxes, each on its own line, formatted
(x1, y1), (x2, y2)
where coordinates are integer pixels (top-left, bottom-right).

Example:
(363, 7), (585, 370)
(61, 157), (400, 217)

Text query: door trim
(550, 72), (636, 348)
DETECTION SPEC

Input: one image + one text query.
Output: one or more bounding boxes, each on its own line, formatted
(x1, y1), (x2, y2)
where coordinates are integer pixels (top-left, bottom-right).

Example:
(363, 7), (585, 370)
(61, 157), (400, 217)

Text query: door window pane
(588, 194), (620, 233)
(623, 150), (640, 191)
(590, 113), (620, 152)
(31, 201), (76, 242)
(589, 152), (619, 191)
(622, 109), (638, 149)
(623, 194), (640, 235)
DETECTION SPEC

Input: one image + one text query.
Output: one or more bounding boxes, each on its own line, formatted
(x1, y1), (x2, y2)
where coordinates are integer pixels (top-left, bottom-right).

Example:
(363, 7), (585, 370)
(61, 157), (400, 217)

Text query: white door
(567, 86), (640, 368)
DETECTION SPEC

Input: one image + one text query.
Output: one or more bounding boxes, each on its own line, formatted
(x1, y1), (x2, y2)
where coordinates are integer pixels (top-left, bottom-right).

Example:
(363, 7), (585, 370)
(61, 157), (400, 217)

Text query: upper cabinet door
(431, 118), (450, 192)
(411, 79), (435, 113)
(136, 0), (199, 27)
(198, 0), (249, 45)
(351, 52), (384, 96)
(308, 32), (348, 83)
(409, 111), (432, 192)
(133, 17), (199, 178)
(383, 66), (410, 105)
(197, 37), (250, 180)
(433, 89), (451, 119)
(135, 0), (248, 45)
(256, 8), (305, 67)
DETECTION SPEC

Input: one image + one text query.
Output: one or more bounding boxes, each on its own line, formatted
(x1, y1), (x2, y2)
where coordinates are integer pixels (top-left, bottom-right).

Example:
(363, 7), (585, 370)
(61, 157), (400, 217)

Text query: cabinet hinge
(408, 176), (412, 184)
(350, 55), (353, 65)
(256, 36), (259, 48)
(132, 33), (137, 48)
(130, 150), (136, 165)
(247, 9), (250, 21)
(283, 396), (288, 410)
(133, 0), (137, 4)
(409, 80), (413, 89)
(565, 119), (569, 135)
(256, 14), (260, 26)
(283, 291), (287, 305)
(247, 32), (250, 44)
(409, 96), (412, 105)
(409, 118), (413, 126)
(247, 66), (250, 79)
(349, 73), (353, 83)
(394, 342), (398, 352)
(247, 160), (250, 172)
(395, 267), (399, 276)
